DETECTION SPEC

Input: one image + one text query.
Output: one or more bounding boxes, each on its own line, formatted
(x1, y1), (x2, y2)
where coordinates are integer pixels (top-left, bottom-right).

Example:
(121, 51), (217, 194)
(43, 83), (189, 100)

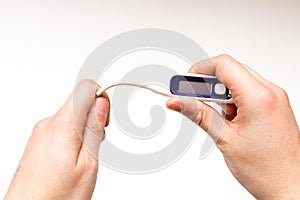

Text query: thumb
(166, 97), (227, 143)
(82, 97), (110, 160)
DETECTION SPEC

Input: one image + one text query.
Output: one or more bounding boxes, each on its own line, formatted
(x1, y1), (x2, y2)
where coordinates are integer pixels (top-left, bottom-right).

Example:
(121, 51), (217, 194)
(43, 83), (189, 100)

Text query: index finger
(189, 54), (263, 105)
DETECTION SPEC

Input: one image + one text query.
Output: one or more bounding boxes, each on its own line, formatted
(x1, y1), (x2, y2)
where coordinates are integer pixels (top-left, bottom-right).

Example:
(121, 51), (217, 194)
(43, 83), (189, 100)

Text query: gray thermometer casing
(170, 74), (233, 103)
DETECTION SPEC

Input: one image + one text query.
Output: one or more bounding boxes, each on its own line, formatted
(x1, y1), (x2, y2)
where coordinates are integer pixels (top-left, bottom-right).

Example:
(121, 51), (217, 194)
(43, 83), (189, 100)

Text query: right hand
(167, 54), (300, 199)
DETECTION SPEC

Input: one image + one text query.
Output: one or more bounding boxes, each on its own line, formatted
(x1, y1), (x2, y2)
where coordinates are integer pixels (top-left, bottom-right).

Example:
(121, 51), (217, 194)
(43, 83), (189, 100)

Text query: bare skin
(5, 55), (300, 199)
(5, 80), (110, 200)
(167, 54), (300, 199)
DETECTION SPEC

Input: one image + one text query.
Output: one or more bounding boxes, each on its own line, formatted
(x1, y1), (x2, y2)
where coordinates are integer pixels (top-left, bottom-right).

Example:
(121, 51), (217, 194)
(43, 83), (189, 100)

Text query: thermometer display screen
(170, 75), (232, 102)
(178, 80), (211, 95)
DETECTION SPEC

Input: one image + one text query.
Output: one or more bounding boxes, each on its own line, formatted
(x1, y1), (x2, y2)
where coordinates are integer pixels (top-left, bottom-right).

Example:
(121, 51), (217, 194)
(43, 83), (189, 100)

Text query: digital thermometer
(95, 75), (233, 103)
(170, 74), (233, 103)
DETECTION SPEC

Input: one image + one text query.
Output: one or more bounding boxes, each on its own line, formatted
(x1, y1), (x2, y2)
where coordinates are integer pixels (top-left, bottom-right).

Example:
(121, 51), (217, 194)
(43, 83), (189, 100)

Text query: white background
(0, 0), (300, 199)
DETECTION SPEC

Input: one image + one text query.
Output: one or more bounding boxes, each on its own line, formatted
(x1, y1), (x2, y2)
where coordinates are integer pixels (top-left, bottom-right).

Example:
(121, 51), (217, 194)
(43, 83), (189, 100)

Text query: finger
(97, 91), (111, 127)
(241, 63), (283, 92)
(219, 103), (237, 116)
(55, 80), (99, 139)
(241, 64), (272, 85)
(189, 54), (263, 106)
(82, 97), (110, 160)
(189, 57), (215, 74)
(166, 97), (233, 143)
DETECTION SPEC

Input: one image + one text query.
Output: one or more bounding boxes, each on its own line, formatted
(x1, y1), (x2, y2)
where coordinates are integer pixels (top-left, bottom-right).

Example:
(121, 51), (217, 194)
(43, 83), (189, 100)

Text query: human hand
(5, 80), (110, 200)
(167, 55), (300, 199)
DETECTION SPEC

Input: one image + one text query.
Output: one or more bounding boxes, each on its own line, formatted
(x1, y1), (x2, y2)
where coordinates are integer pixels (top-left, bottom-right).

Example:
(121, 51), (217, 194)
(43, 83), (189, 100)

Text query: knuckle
(88, 160), (99, 176)
(79, 79), (96, 85)
(197, 106), (206, 128)
(52, 113), (73, 124)
(43, 115), (76, 137)
(276, 86), (289, 102)
(215, 135), (230, 151)
(215, 129), (238, 153)
(213, 54), (237, 74)
(31, 117), (53, 139)
(86, 122), (99, 135)
(192, 101), (206, 127)
(99, 130), (106, 142)
(87, 125), (105, 142)
(33, 117), (50, 132)
(85, 115), (106, 139)
(257, 86), (277, 107)
(217, 54), (234, 61)
(86, 156), (99, 172)
(91, 157), (99, 169)
(78, 151), (99, 174)
(78, 79), (98, 89)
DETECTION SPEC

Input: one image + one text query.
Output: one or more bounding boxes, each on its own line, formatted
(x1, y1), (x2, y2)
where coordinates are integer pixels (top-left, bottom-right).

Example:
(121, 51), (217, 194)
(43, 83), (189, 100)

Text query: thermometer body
(170, 74), (233, 103)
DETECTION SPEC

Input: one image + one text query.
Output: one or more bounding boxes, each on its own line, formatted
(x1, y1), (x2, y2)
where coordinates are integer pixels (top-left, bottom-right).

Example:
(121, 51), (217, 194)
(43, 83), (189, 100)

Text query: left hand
(5, 80), (110, 200)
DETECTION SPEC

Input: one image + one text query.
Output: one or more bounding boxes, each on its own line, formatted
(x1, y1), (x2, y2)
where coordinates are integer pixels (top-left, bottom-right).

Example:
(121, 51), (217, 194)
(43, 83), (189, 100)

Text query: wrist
(261, 167), (300, 200)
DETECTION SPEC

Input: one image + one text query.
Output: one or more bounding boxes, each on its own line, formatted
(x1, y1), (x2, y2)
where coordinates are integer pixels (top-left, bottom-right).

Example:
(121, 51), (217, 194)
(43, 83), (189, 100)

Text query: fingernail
(168, 97), (179, 103)
(94, 98), (109, 118)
